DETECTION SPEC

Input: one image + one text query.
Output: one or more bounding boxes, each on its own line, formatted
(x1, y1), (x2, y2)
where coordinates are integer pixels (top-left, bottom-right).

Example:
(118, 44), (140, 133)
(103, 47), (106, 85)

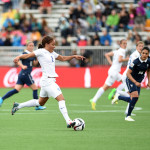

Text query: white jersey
(122, 50), (140, 77)
(34, 48), (59, 78)
(108, 47), (126, 74)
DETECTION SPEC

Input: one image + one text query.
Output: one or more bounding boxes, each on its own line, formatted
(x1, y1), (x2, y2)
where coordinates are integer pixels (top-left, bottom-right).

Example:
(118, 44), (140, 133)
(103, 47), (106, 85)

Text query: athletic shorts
(40, 81), (62, 98)
(105, 72), (122, 86)
(16, 73), (34, 86)
(126, 78), (141, 95)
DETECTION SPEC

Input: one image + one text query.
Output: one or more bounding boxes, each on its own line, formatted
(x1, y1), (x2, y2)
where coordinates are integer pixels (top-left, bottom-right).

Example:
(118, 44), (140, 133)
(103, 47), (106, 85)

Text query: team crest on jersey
(130, 62), (134, 67)
(147, 64), (149, 68)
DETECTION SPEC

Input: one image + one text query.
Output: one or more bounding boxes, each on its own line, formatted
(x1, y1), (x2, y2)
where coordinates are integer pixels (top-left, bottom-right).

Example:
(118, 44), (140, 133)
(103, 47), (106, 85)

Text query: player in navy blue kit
(0, 41), (46, 110)
(112, 47), (150, 121)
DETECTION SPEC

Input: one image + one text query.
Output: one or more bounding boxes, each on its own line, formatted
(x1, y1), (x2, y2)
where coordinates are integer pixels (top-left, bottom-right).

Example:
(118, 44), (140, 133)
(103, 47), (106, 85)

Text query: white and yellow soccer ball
(73, 118), (85, 131)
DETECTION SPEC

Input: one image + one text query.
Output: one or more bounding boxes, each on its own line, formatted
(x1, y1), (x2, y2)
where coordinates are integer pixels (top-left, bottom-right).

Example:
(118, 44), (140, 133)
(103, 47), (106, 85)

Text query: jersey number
(138, 71), (143, 75)
(51, 56), (54, 62)
(30, 61), (32, 66)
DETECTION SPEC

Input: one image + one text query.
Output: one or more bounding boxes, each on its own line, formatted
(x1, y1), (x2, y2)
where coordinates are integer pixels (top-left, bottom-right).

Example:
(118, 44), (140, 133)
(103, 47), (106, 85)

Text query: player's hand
(147, 83), (150, 88)
(135, 81), (141, 87)
(125, 55), (130, 61)
(13, 56), (20, 63)
(22, 65), (27, 70)
(74, 55), (85, 60)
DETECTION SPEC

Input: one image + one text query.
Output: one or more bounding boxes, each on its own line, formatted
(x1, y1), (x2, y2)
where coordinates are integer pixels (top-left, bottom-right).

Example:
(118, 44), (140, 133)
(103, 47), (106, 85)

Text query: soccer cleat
(111, 93), (119, 104)
(108, 88), (116, 100)
(125, 116), (135, 121)
(35, 106), (46, 110)
(90, 99), (96, 110)
(0, 97), (3, 107)
(67, 121), (75, 128)
(11, 102), (19, 115)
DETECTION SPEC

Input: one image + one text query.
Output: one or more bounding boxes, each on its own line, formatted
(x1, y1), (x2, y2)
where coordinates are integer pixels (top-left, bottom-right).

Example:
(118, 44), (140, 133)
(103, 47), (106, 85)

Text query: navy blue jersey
(19, 51), (36, 74)
(128, 57), (150, 83)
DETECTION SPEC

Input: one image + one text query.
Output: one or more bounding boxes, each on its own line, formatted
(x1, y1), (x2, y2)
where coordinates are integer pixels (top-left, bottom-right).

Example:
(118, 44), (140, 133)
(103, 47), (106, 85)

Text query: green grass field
(0, 88), (150, 150)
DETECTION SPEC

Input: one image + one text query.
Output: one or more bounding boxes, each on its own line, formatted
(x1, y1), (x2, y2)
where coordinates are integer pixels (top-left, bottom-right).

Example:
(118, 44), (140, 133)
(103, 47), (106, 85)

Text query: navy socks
(127, 97), (138, 117)
(33, 90), (38, 99)
(2, 89), (18, 100)
(118, 96), (131, 103)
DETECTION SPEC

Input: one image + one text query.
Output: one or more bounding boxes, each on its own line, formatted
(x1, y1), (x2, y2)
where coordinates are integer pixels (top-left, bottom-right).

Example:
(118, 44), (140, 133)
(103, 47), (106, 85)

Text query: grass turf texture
(0, 88), (150, 150)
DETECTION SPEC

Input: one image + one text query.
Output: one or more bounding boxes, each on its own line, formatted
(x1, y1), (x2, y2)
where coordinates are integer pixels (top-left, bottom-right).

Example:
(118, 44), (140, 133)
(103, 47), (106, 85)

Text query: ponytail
(38, 43), (44, 49)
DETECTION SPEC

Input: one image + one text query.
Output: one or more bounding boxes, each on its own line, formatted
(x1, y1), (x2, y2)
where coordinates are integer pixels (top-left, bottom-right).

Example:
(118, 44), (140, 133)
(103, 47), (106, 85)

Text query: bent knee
(39, 102), (45, 106)
(132, 94), (139, 98)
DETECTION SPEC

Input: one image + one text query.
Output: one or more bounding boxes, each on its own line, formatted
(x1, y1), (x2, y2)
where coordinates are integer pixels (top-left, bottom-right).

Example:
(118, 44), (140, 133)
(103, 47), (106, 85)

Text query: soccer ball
(73, 118), (85, 131)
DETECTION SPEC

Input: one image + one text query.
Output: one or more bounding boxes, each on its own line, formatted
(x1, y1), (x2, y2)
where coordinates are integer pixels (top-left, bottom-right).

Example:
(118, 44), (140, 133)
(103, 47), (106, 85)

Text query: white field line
(0, 104), (147, 115)
(0, 105), (147, 115)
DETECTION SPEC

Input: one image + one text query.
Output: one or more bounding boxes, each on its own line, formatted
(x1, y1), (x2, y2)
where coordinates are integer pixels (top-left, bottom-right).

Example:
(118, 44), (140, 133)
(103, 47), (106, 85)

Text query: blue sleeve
(22, 52), (27, 54)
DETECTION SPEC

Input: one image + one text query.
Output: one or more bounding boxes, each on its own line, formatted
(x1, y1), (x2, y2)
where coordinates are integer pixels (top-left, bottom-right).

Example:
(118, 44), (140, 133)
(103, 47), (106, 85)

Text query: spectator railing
(0, 46), (130, 67)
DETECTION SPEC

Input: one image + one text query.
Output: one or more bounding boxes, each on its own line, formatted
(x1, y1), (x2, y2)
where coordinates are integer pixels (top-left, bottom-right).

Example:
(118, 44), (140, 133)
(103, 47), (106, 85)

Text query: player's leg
(125, 91), (139, 121)
(90, 83), (110, 110)
(11, 97), (48, 115)
(48, 82), (75, 128)
(0, 84), (23, 107)
(108, 73), (123, 102)
(111, 76), (130, 104)
(56, 94), (75, 128)
(125, 79), (140, 121)
(90, 74), (114, 110)
(111, 93), (131, 104)
(117, 83), (125, 91)
(29, 83), (46, 110)
(109, 83), (125, 100)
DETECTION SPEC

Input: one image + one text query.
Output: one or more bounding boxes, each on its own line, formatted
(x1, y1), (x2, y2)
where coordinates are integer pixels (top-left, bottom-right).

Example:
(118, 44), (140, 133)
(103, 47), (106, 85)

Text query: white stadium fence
(0, 46), (132, 66)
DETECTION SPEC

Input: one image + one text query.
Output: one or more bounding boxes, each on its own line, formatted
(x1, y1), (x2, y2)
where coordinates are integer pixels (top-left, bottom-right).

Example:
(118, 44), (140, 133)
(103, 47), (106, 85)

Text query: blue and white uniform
(126, 57), (150, 94)
(122, 50), (140, 92)
(16, 50), (36, 86)
(34, 48), (62, 98)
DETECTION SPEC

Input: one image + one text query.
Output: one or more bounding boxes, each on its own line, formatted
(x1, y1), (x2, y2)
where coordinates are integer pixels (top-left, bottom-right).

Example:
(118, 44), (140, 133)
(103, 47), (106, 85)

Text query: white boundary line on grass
(0, 105), (146, 115)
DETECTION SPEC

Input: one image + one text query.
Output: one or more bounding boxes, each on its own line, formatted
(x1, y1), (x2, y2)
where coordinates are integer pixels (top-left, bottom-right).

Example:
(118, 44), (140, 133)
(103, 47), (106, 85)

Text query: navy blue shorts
(16, 73), (35, 86)
(126, 78), (141, 95)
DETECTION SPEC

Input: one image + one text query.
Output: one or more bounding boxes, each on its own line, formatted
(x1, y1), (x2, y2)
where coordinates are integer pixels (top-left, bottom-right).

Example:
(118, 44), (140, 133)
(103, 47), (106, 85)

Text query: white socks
(93, 87), (104, 103)
(117, 83), (124, 91)
(117, 90), (130, 97)
(125, 103), (129, 114)
(18, 99), (40, 109)
(58, 100), (71, 124)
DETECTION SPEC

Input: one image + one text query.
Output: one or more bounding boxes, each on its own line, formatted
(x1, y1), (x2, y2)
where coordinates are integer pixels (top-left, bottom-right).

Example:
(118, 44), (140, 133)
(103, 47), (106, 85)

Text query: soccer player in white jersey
(111, 41), (144, 112)
(12, 36), (85, 128)
(90, 39), (129, 110)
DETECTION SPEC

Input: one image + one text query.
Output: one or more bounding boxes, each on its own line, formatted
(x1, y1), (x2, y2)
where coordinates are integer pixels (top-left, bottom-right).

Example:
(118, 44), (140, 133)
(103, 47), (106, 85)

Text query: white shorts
(105, 72), (122, 86)
(40, 79), (62, 98)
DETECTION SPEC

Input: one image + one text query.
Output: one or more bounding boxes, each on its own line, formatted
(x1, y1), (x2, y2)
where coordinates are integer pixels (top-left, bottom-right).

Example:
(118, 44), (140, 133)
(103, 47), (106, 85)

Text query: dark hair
(38, 36), (54, 48)
(38, 43), (43, 49)
(142, 47), (150, 52)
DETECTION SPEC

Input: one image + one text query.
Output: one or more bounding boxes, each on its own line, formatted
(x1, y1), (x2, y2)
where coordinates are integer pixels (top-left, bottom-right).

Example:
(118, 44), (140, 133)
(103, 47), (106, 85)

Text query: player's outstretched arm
(56, 55), (85, 61)
(14, 52), (36, 63)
